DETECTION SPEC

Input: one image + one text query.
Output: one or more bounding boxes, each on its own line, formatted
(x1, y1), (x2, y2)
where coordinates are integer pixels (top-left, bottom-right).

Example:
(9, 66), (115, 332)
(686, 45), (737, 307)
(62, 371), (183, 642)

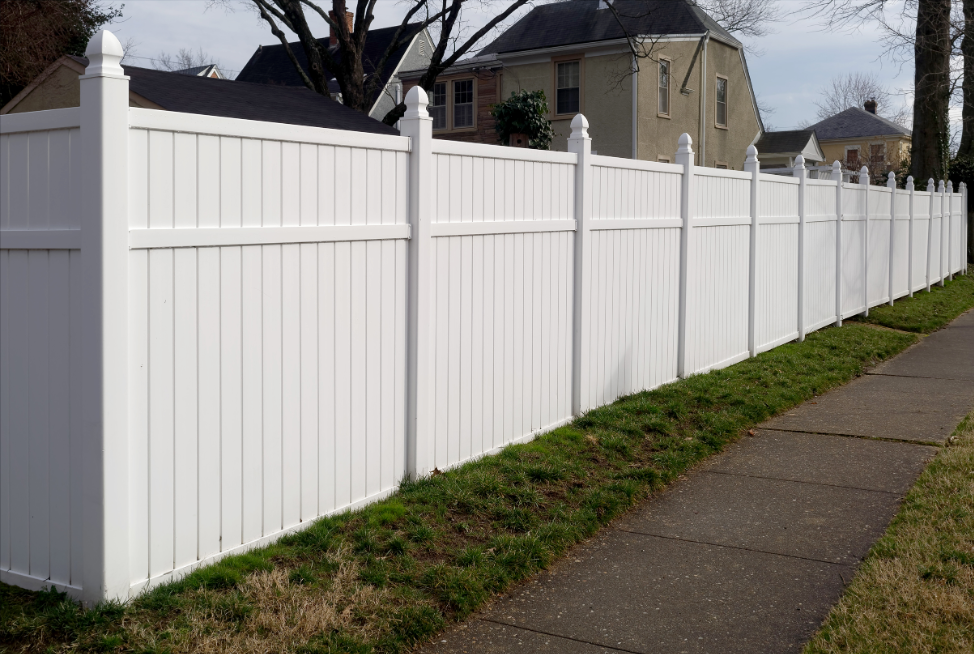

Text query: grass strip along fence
(2, 270), (972, 654)
(804, 411), (974, 654)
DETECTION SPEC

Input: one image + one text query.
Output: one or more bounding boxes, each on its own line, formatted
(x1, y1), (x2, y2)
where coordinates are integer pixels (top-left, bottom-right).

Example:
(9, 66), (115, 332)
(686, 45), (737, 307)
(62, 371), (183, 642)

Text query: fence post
(907, 176), (915, 297)
(832, 161), (843, 326)
(400, 87), (434, 480)
(926, 179), (935, 291)
(79, 30), (130, 603)
(887, 172), (896, 306)
(676, 133), (695, 378)
(793, 155), (807, 341)
(938, 180), (946, 286)
(860, 165), (870, 316)
(744, 145), (760, 357)
(962, 181), (968, 272)
(568, 115), (593, 414)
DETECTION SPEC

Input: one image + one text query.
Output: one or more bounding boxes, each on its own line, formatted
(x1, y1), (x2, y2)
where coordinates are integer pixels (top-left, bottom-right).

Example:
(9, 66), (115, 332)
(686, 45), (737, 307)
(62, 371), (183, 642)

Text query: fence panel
(804, 180), (837, 331)
(755, 176), (800, 351)
(841, 183), (867, 317)
(912, 190), (931, 292)
(125, 114), (410, 591)
(428, 143), (576, 471)
(867, 188), (892, 306)
(950, 192), (963, 274)
(891, 189), (910, 299)
(586, 158), (683, 409)
(0, 112), (84, 595)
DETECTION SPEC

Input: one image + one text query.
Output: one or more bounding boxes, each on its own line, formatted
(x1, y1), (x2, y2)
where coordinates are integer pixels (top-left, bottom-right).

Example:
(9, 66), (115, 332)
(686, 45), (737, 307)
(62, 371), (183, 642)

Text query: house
(236, 14), (432, 124)
(0, 55), (398, 135)
(807, 101), (911, 177)
(175, 64), (226, 79)
(401, 0), (763, 167)
(753, 129), (825, 169)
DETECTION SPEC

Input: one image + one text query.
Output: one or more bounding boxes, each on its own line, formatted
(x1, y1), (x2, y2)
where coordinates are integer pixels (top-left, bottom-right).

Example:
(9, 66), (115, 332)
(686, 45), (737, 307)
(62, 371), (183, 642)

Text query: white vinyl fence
(1, 32), (969, 604)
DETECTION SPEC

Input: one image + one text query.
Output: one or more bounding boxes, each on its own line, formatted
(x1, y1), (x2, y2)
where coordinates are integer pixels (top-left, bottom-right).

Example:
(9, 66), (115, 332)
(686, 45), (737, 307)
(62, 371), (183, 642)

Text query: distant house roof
(65, 55), (397, 135)
(808, 107), (911, 141)
(482, 0), (741, 55)
(176, 64), (225, 79)
(754, 130), (825, 162)
(237, 24), (423, 104)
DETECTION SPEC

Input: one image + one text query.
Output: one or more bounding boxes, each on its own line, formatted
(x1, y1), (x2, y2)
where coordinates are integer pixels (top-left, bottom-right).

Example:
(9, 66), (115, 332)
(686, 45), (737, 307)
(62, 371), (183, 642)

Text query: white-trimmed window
(658, 59), (670, 116)
(715, 75), (727, 127)
(556, 61), (581, 115)
(431, 82), (447, 130)
(845, 146), (860, 168)
(453, 79), (474, 128)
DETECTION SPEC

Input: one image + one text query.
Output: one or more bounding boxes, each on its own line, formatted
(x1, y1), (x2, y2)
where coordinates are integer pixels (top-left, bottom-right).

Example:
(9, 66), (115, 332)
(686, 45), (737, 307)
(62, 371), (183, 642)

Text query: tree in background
(155, 47), (224, 74)
(0, 0), (122, 107)
(812, 72), (912, 126)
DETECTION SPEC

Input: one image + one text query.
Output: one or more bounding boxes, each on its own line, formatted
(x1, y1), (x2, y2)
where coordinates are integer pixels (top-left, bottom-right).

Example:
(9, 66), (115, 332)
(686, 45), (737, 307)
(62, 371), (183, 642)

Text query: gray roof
(808, 107), (911, 141)
(483, 0), (741, 55)
(68, 56), (398, 135)
(176, 64), (221, 78)
(754, 130), (816, 155)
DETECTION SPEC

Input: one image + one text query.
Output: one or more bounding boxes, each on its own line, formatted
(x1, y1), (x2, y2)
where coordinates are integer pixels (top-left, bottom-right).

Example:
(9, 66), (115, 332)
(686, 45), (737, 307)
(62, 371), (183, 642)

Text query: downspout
(698, 33), (709, 167)
(632, 54), (638, 159)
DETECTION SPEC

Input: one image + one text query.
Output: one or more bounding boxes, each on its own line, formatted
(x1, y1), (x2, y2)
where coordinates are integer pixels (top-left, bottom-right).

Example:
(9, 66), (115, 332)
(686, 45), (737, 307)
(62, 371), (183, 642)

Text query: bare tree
(694, 0), (781, 38)
(155, 46), (223, 73)
(805, 0), (952, 183)
(812, 72), (912, 126)
(958, 0), (974, 157)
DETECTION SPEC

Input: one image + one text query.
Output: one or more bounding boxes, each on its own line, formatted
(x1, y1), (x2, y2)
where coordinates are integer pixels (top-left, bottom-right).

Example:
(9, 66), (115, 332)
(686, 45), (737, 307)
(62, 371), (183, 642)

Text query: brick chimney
(864, 98), (877, 114)
(329, 11), (353, 46)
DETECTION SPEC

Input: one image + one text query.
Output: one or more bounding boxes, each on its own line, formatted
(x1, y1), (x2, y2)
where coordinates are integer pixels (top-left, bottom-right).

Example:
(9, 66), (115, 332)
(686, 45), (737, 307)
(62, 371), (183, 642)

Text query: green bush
(490, 90), (554, 150)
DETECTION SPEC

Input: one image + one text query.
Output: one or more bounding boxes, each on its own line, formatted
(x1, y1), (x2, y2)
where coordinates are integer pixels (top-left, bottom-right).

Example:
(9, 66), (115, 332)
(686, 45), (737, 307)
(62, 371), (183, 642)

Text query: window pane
(557, 61), (580, 89)
(557, 87), (580, 114)
(453, 80), (474, 128)
(716, 78), (726, 103)
(659, 60), (669, 114)
(431, 82), (447, 129)
(717, 101), (726, 126)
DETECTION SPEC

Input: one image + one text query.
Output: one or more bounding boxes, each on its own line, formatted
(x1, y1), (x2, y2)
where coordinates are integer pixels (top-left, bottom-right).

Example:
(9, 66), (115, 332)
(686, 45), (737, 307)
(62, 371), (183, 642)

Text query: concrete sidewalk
(421, 311), (974, 654)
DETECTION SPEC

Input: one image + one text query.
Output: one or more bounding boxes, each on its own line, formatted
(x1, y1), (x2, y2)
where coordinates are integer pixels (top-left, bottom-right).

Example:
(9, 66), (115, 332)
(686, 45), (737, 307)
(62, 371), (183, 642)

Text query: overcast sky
(111, 0), (916, 132)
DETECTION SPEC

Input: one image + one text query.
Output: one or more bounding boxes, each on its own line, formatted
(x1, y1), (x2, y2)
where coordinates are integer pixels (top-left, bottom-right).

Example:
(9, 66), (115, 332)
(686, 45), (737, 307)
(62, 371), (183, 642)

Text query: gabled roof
(176, 64), (225, 79)
(65, 55), (397, 135)
(482, 0), (740, 55)
(808, 107), (911, 141)
(237, 23), (423, 104)
(754, 129), (825, 163)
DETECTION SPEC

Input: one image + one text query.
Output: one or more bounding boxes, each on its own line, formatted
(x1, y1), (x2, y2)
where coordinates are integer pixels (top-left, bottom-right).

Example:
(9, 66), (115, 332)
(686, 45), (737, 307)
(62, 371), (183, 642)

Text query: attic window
(715, 76), (727, 128)
(431, 82), (447, 130)
(556, 61), (580, 115)
(658, 59), (670, 116)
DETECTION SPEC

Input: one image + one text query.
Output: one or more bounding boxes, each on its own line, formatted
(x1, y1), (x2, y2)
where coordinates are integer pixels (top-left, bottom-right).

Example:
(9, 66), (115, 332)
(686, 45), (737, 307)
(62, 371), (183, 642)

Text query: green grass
(852, 264), (974, 333)
(804, 412), (974, 654)
(4, 272), (971, 654)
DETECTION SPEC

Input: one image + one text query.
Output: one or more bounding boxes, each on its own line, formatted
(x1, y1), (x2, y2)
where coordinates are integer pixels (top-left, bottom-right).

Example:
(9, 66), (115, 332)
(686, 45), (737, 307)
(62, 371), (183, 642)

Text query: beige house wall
(8, 65), (81, 113)
(819, 136), (911, 170)
(501, 38), (760, 167)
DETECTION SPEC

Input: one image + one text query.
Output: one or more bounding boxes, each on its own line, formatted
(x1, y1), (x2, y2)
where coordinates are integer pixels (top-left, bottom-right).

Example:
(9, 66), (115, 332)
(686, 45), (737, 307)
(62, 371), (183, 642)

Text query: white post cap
(906, 175), (914, 190)
(745, 144), (758, 164)
(84, 29), (125, 77)
(938, 180), (945, 192)
(569, 113), (590, 139)
(403, 86), (429, 119)
(677, 133), (693, 155)
(887, 171), (896, 187)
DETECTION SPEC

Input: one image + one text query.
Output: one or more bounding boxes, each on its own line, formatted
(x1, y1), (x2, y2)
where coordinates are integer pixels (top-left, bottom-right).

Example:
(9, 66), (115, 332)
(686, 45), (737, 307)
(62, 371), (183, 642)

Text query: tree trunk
(959, 0), (974, 159)
(912, 0), (952, 182)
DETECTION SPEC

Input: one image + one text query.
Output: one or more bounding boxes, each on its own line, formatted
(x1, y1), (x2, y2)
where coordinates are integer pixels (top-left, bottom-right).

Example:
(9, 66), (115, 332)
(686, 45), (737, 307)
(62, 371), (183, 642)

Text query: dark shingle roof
(808, 107), (911, 140)
(236, 24), (423, 104)
(482, 0), (740, 55)
(754, 130), (816, 155)
(68, 56), (397, 135)
(176, 64), (220, 77)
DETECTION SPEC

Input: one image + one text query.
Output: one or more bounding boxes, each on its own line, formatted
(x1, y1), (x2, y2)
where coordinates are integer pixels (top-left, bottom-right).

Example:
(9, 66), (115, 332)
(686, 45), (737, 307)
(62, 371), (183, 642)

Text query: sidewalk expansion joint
(700, 469), (906, 496)
(478, 618), (642, 653)
(756, 426), (944, 448)
(608, 529), (860, 568)
(865, 371), (972, 382)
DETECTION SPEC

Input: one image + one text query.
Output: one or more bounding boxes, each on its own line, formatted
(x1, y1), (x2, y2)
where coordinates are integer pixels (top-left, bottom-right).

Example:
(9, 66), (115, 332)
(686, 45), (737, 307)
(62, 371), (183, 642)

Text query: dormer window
(556, 61), (580, 115)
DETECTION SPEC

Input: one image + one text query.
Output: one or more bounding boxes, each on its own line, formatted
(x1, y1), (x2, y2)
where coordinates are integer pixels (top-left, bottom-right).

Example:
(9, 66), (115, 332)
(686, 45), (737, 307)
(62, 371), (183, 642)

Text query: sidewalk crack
(478, 618), (643, 653)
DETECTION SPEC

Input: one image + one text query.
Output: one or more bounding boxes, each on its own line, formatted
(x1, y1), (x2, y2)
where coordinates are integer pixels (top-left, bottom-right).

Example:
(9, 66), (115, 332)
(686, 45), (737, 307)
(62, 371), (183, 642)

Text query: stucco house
(0, 54), (397, 135)
(401, 0), (764, 167)
(236, 14), (432, 123)
(807, 101), (912, 179)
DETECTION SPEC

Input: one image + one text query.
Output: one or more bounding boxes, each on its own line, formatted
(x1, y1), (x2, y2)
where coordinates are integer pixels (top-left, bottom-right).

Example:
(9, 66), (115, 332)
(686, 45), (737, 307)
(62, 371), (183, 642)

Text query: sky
(109, 0), (917, 132)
